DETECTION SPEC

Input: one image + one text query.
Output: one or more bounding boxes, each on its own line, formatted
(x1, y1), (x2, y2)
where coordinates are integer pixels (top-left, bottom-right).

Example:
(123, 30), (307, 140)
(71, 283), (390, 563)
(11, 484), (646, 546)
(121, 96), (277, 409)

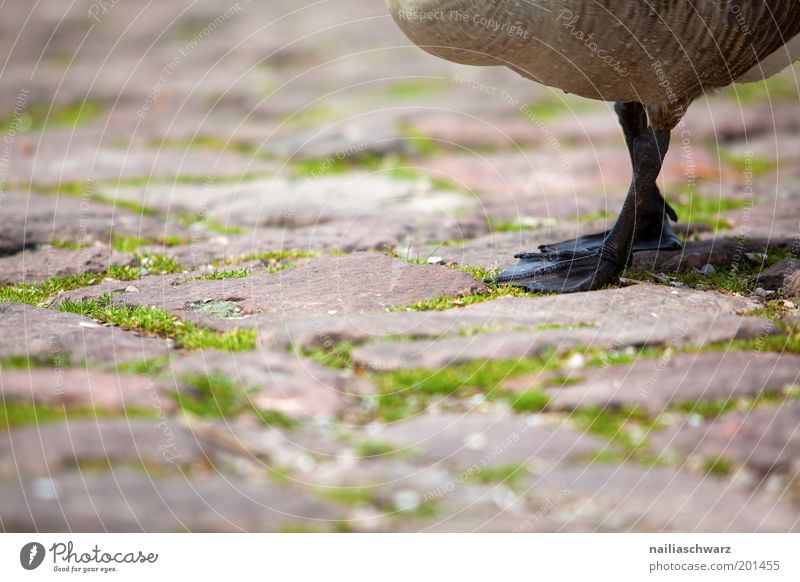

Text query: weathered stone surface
(0, 419), (205, 477)
(262, 310), (534, 350)
(74, 254), (484, 327)
(353, 316), (771, 370)
(0, 471), (344, 532)
(0, 193), (187, 255)
(0, 303), (172, 364)
(351, 284), (772, 369)
(0, 246), (133, 285)
(374, 414), (608, 469)
(632, 239), (774, 273)
(539, 352), (800, 413)
(755, 258), (800, 296)
(5, 137), (277, 186)
(169, 350), (373, 418)
(521, 465), (799, 532)
(105, 174), (472, 229)
(147, 214), (490, 269)
(651, 403), (800, 476)
(0, 367), (175, 413)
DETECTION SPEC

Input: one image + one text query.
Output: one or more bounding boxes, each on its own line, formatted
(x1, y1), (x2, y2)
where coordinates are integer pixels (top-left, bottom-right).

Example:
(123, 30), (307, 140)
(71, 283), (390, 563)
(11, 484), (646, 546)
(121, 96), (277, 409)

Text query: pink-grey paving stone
(168, 350), (374, 419)
(351, 284), (773, 370)
(0, 303), (172, 364)
(70, 254), (484, 329)
(0, 367), (176, 413)
(0, 246), (133, 285)
(144, 214), (490, 269)
(0, 470), (345, 532)
(538, 352), (800, 413)
(373, 414), (608, 470)
(0, 419), (209, 477)
(520, 465), (799, 532)
(351, 315), (771, 371)
(651, 402), (800, 476)
(0, 193), (189, 255)
(755, 258), (800, 296)
(104, 174), (472, 229)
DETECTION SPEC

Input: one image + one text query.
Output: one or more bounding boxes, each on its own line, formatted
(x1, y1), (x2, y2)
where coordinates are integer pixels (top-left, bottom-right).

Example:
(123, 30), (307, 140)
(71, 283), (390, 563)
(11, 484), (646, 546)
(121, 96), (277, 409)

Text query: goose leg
(489, 125), (671, 293)
(538, 102), (681, 254)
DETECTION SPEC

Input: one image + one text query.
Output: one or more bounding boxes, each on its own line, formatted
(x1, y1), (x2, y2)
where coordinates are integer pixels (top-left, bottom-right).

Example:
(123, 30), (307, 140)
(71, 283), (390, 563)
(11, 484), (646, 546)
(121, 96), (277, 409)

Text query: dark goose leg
(539, 102), (682, 254)
(490, 123), (671, 293)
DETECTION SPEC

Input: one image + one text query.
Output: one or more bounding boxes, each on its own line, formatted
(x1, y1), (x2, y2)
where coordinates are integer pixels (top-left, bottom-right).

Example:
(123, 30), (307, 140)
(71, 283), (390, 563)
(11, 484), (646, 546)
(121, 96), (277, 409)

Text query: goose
(386, 0), (800, 293)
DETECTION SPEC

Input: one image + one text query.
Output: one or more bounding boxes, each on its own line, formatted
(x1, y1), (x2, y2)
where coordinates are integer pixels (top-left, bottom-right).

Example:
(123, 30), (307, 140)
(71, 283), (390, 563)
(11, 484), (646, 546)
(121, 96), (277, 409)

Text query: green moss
(570, 405), (661, 459)
(285, 105), (338, 127)
(0, 354), (71, 370)
(470, 463), (528, 485)
(522, 93), (595, 121)
(319, 486), (376, 506)
(390, 271), (537, 311)
(355, 441), (401, 458)
(386, 79), (448, 99)
(715, 148), (777, 177)
(373, 354), (560, 421)
(176, 371), (298, 428)
(0, 273), (115, 305)
(115, 357), (171, 376)
(58, 295), (258, 351)
(152, 135), (260, 158)
(1, 100), (102, 132)
(187, 268), (252, 281)
(703, 456), (734, 477)
(718, 65), (800, 105)
(111, 234), (186, 254)
(0, 401), (154, 430)
(669, 189), (750, 230)
(510, 390), (550, 413)
(301, 343), (355, 371)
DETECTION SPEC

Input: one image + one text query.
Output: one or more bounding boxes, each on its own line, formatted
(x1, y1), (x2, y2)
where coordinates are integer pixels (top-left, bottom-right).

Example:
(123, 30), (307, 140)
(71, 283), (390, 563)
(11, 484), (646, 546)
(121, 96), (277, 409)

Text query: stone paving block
(0, 192), (187, 255)
(0, 419), (206, 477)
(168, 350), (374, 419)
(521, 465), (799, 532)
(352, 315), (771, 371)
(89, 253), (484, 327)
(0, 303), (172, 364)
(540, 352), (800, 413)
(105, 174), (473, 230)
(373, 413), (608, 470)
(0, 367), (175, 413)
(755, 258), (800, 296)
(0, 470), (344, 532)
(351, 284), (772, 370)
(0, 246), (134, 285)
(651, 402), (800, 476)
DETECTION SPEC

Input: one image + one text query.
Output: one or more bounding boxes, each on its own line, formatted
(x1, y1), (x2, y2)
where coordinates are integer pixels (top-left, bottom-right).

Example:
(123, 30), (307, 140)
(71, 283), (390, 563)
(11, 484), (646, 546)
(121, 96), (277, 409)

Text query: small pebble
(426, 256), (445, 265)
(465, 432), (488, 450)
(124, 285), (139, 293)
(698, 264), (716, 275)
(393, 490), (422, 513)
(139, 268), (149, 276)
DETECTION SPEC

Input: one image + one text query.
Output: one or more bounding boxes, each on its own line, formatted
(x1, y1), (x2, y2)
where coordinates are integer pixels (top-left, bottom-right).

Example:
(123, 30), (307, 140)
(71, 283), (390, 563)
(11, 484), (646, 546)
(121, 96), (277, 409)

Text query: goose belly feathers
(387, 0), (800, 129)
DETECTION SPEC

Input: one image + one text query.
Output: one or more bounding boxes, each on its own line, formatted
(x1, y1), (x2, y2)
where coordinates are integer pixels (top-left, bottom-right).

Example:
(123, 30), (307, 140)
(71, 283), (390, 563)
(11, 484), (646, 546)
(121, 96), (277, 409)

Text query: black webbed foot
(538, 209), (682, 254)
(487, 248), (621, 293)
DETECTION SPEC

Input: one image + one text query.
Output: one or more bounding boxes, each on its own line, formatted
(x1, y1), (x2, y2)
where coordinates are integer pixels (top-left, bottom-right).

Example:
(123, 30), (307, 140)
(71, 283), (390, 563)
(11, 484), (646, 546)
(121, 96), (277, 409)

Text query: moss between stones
(58, 295), (258, 352)
(175, 371), (297, 428)
(0, 401), (155, 430)
(0, 256), (184, 306)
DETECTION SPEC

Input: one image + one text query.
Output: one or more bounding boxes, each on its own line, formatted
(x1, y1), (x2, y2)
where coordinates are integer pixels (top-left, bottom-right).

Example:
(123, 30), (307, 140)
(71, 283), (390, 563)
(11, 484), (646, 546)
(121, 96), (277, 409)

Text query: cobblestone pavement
(1, 1), (799, 532)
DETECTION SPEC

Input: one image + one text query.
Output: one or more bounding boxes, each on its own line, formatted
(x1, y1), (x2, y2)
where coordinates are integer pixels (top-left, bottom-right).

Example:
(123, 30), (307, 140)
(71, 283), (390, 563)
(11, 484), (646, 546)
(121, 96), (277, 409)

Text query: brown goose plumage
(388, 0), (800, 129)
(386, 0), (800, 294)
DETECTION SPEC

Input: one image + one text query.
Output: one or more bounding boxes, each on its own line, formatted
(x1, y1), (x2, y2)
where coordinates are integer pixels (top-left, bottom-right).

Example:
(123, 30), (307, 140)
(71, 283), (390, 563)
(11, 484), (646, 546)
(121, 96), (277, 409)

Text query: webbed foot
(538, 208), (681, 254)
(488, 248), (622, 293)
